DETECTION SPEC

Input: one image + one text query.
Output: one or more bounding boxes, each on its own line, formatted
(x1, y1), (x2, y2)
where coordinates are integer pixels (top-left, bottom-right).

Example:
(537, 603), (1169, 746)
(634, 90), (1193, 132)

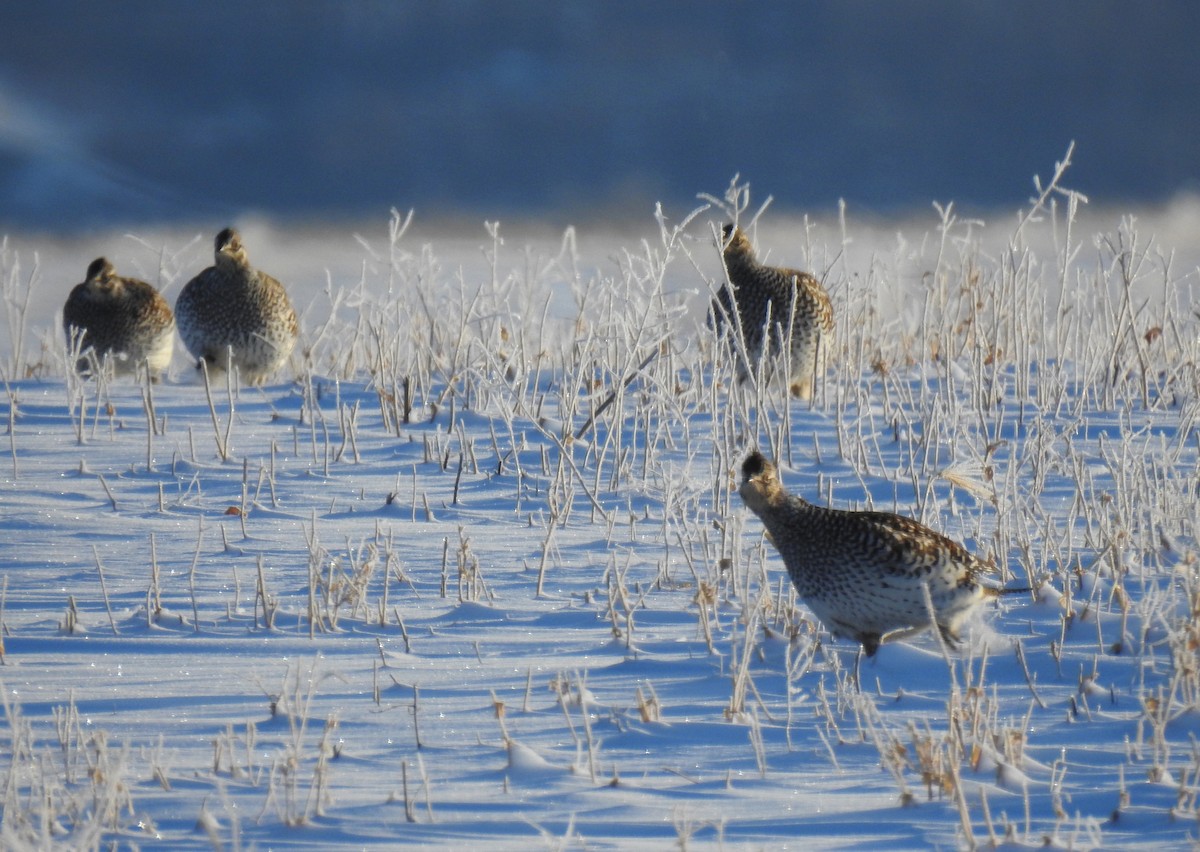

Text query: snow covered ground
(3, 178), (1200, 849)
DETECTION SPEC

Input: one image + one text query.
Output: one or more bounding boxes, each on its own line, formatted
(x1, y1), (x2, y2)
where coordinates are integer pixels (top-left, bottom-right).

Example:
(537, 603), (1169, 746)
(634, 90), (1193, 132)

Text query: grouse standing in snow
(710, 224), (833, 400)
(62, 257), (175, 379)
(175, 228), (298, 385)
(739, 451), (1020, 656)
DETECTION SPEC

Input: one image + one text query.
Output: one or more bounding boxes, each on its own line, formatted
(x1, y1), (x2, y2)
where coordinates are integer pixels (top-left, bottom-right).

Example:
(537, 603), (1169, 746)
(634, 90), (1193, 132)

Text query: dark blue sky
(1, 1), (1197, 231)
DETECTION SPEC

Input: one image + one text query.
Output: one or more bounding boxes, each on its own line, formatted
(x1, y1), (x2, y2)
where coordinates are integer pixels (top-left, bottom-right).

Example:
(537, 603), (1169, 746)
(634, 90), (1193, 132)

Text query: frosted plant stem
(200, 358), (230, 461)
(91, 546), (118, 636)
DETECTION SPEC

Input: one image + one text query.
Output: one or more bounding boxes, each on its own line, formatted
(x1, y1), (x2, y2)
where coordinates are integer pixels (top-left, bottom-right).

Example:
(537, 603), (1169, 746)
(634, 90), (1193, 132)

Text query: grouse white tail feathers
(710, 225), (834, 401)
(739, 451), (1017, 656)
(175, 228), (299, 386)
(62, 257), (176, 378)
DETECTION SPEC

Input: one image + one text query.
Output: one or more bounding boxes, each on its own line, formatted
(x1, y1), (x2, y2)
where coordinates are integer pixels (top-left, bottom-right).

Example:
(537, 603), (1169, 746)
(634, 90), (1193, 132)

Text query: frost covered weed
(299, 523), (413, 634)
(0, 240), (37, 382)
(4, 153), (1200, 846)
(198, 357), (236, 462)
(255, 659), (342, 827)
(813, 151), (1200, 842)
(0, 686), (138, 850)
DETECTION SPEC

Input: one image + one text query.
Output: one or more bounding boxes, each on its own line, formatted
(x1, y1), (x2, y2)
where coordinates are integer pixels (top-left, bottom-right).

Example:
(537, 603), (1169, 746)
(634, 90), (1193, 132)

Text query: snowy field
(3, 174), (1200, 849)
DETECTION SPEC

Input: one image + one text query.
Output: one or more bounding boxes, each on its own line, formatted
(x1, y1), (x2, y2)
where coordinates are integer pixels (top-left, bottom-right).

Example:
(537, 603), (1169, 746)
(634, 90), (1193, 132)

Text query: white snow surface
(3, 188), (1200, 849)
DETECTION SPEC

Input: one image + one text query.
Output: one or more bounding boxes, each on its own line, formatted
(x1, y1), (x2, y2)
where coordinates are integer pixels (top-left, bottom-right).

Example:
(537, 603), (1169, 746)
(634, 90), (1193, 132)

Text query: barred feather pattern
(710, 226), (834, 400)
(739, 451), (1007, 656)
(62, 258), (175, 377)
(175, 228), (299, 385)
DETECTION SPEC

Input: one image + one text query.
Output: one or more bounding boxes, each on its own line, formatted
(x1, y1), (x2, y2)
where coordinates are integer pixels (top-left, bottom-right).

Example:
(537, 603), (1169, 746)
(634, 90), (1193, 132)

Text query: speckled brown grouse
(709, 225), (833, 400)
(175, 228), (298, 385)
(63, 257), (175, 378)
(739, 451), (1020, 655)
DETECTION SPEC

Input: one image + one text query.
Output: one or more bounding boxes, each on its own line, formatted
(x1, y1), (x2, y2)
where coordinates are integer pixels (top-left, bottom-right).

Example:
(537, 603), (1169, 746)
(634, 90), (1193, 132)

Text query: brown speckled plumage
(62, 258), (175, 378)
(175, 228), (298, 385)
(710, 225), (834, 400)
(739, 451), (1013, 655)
